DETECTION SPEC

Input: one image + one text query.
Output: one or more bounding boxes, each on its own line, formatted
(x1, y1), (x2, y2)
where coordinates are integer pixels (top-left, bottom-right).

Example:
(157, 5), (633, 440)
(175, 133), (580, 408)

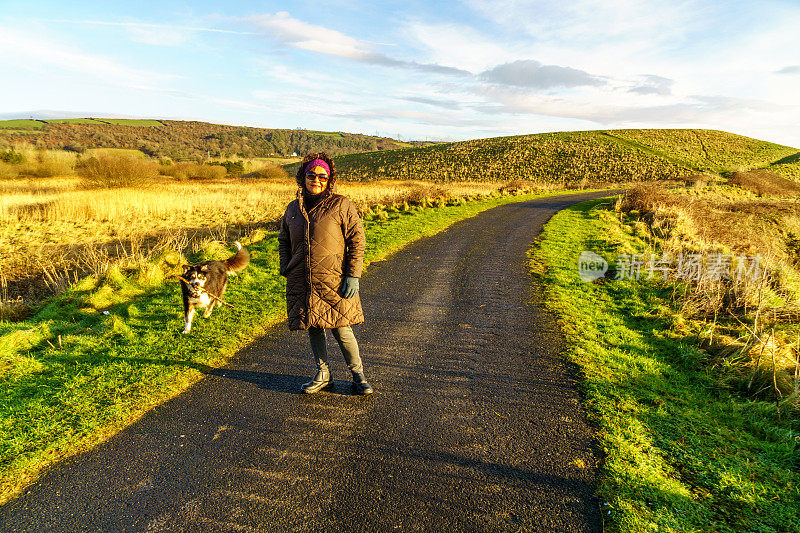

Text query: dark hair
(295, 152), (336, 192)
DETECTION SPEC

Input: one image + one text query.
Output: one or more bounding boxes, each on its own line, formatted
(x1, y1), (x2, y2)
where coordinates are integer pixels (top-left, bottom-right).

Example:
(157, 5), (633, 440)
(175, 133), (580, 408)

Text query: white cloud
(480, 59), (605, 89)
(467, 83), (798, 131)
(245, 11), (373, 60)
(251, 61), (315, 85)
(336, 107), (497, 128)
(251, 86), (375, 118)
(463, 0), (699, 44)
(629, 75), (674, 96)
(401, 21), (516, 73)
(243, 12), (471, 76)
(0, 25), (178, 89)
(401, 96), (463, 110)
(398, 17), (672, 95)
(459, 0), (716, 84)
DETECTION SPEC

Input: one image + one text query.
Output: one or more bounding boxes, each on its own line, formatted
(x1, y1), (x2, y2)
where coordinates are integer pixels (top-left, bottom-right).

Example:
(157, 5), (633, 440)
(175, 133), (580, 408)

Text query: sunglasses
(305, 172), (329, 181)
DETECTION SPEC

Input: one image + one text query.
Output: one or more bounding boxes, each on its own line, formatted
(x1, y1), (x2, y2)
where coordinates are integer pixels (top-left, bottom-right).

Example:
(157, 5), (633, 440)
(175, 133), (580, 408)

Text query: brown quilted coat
(278, 189), (365, 331)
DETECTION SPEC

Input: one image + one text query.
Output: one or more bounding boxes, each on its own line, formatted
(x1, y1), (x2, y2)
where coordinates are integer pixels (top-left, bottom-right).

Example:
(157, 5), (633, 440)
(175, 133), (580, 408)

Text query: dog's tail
(224, 241), (250, 274)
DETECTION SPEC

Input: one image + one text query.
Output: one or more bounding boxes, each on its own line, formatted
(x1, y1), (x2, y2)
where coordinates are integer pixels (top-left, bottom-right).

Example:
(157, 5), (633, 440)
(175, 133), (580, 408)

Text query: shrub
(499, 179), (536, 195)
(19, 150), (76, 178)
(253, 164), (289, 180)
(191, 164), (226, 180)
(62, 142), (86, 154)
(619, 182), (665, 213)
(78, 153), (158, 188)
(727, 169), (800, 197)
(214, 160), (245, 175)
(0, 149), (25, 164)
(159, 162), (226, 180)
(158, 164), (187, 180)
(137, 141), (160, 157)
(24, 161), (64, 178)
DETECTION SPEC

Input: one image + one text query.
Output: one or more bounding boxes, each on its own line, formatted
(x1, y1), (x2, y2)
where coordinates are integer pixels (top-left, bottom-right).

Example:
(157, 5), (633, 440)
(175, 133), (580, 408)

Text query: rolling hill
(328, 129), (799, 184)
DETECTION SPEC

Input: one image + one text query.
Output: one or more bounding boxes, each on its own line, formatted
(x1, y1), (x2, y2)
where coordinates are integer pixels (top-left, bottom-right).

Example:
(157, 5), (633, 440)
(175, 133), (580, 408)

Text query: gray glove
(339, 276), (359, 299)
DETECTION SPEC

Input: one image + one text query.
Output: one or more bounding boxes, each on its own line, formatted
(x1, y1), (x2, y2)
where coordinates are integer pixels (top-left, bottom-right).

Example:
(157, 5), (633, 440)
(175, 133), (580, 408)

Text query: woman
(278, 152), (373, 395)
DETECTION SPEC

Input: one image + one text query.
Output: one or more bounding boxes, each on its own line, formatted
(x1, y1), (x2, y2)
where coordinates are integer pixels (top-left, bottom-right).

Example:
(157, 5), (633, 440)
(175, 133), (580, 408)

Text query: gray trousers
(308, 326), (363, 375)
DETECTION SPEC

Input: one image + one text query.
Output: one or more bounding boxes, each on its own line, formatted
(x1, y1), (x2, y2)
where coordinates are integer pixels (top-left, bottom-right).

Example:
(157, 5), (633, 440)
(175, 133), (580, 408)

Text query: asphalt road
(1, 190), (622, 532)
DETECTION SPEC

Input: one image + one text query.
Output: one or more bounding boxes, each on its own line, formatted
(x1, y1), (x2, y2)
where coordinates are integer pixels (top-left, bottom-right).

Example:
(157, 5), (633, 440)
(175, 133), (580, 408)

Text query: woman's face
(304, 165), (329, 194)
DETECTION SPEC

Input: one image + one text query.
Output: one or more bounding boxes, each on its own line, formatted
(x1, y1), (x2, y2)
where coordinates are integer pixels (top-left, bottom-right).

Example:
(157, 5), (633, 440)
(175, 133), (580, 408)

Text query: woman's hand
(339, 276), (359, 299)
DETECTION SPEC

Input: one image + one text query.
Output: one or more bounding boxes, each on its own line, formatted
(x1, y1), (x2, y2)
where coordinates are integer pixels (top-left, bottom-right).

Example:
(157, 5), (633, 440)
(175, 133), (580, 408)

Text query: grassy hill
(0, 118), (433, 161)
(604, 129), (797, 172)
(328, 129), (799, 184)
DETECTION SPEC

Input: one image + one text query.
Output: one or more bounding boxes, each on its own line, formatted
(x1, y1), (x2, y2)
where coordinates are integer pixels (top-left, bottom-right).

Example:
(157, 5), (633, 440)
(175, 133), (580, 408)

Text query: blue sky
(1, 0), (799, 146)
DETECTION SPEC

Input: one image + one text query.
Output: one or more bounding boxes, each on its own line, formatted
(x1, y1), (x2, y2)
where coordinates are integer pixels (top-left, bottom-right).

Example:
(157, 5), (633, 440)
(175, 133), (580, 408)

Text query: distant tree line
(0, 120), (432, 161)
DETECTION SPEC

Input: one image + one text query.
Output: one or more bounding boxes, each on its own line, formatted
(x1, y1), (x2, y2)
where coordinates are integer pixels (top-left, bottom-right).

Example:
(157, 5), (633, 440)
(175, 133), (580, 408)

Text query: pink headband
(304, 158), (330, 175)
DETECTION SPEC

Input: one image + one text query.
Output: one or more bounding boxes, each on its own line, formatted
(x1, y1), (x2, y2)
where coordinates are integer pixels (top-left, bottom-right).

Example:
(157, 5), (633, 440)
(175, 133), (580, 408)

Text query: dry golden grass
(620, 182), (800, 400)
(0, 174), (506, 306)
(0, 177), (503, 225)
(158, 162), (227, 181)
(623, 182), (800, 260)
(727, 169), (800, 196)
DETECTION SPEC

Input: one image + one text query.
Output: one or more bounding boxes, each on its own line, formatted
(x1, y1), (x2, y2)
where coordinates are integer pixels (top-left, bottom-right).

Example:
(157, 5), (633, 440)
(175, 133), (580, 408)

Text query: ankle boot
(302, 368), (334, 394)
(351, 371), (374, 395)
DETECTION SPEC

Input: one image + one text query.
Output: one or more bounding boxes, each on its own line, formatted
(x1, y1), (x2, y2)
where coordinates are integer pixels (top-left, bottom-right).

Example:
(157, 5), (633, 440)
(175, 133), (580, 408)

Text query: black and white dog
(181, 242), (249, 334)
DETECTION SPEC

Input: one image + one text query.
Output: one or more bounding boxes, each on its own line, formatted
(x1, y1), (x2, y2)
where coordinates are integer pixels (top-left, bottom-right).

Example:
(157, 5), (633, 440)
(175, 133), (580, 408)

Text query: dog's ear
(200, 265), (209, 272)
(182, 264), (191, 272)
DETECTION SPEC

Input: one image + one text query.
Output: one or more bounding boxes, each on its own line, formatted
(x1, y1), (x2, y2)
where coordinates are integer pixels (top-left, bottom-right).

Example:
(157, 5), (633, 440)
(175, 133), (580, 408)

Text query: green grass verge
(44, 118), (103, 125)
(530, 198), (800, 532)
(41, 118), (163, 127)
(0, 120), (45, 131)
(97, 119), (164, 127)
(0, 188), (603, 504)
(304, 130), (345, 137)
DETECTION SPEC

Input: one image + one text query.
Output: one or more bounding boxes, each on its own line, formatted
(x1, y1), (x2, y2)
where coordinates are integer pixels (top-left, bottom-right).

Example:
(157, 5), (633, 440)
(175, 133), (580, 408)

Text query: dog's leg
(182, 307), (195, 334)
